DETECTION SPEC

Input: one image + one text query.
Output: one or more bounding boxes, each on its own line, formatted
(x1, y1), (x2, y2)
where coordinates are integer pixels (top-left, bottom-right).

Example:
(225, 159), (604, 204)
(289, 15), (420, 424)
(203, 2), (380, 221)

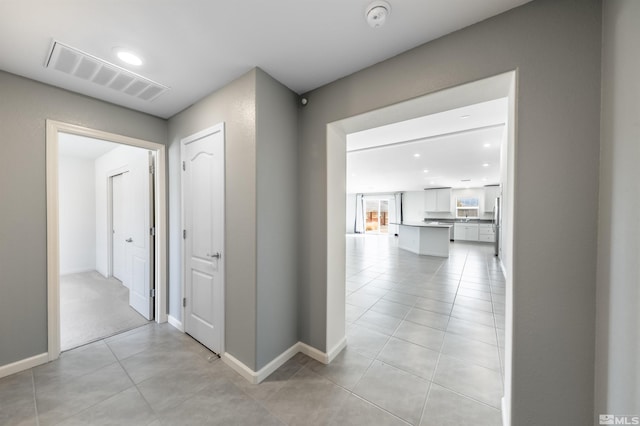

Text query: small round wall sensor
(366, 1), (391, 28)
(301, 97), (308, 106)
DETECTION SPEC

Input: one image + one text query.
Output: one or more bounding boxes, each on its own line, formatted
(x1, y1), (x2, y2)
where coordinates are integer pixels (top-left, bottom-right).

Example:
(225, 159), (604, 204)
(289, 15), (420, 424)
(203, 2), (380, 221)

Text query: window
(456, 197), (479, 218)
(364, 199), (389, 234)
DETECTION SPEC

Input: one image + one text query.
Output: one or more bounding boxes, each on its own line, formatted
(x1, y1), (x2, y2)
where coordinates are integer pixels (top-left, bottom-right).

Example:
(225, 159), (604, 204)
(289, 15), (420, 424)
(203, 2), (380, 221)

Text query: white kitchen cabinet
(437, 189), (451, 212)
(424, 190), (437, 212)
(483, 185), (500, 213)
(454, 223), (479, 241)
(478, 223), (495, 243)
(403, 191), (426, 222)
(425, 188), (452, 212)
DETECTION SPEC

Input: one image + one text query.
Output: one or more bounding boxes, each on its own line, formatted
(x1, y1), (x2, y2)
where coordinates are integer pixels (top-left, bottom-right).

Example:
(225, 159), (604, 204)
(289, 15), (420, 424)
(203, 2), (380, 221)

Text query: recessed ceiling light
(483, 143), (491, 148)
(423, 169), (429, 173)
(116, 49), (143, 66)
(460, 115), (470, 119)
(413, 153), (420, 158)
(429, 181), (435, 185)
(482, 163), (490, 167)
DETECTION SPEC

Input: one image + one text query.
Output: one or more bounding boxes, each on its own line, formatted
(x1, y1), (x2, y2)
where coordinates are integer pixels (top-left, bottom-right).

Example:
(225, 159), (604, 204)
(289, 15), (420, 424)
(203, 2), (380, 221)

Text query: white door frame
(180, 123), (225, 355)
(326, 71), (517, 419)
(46, 120), (168, 361)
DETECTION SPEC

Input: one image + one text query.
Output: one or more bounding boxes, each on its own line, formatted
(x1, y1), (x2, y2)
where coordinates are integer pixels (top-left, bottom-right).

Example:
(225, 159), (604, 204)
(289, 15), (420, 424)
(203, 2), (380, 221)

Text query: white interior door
(111, 173), (126, 283)
(182, 124), (225, 354)
(125, 150), (155, 320)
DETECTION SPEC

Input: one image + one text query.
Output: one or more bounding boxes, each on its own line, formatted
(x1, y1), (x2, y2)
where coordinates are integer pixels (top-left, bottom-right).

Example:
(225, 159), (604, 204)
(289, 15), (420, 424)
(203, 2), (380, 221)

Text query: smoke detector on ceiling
(365, 1), (391, 28)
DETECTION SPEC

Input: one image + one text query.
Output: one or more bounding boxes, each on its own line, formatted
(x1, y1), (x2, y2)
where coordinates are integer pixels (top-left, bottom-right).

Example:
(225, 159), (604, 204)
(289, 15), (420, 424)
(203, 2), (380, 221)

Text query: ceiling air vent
(45, 41), (169, 102)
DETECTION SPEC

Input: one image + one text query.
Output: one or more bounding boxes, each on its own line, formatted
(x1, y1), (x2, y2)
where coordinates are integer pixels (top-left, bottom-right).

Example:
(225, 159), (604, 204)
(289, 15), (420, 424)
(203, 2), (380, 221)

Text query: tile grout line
(348, 251), (434, 425)
(488, 258), (506, 383)
(103, 333), (160, 422)
(418, 244), (468, 425)
(31, 369), (40, 426)
(305, 353), (421, 426)
(346, 236), (503, 423)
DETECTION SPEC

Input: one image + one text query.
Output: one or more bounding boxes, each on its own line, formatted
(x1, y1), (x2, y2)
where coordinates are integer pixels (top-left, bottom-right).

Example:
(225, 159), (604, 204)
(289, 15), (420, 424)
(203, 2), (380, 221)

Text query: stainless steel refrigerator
(493, 197), (501, 257)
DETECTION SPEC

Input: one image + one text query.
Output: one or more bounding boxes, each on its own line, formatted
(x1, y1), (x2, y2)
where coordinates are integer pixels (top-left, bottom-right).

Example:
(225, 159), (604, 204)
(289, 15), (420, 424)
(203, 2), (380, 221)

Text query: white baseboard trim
(221, 352), (259, 384)
(0, 353), (49, 379)
(255, 343), (300, 383)
(326, 336), (347, 363)
(298, 341), (329, 364)
(60, 267), (95, 276)
(222, 342), (301, 385)
(167, 315), (184, 332)
(254, 343), (299, 383)
(222, 340), (333, 384)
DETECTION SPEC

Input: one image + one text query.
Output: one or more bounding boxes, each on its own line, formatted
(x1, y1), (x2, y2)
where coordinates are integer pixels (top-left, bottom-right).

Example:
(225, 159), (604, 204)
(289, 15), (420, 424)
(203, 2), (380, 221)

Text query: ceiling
(0, 0), (531, 119)
(58, 133), (119, 159)
(347, 98), (507, 193)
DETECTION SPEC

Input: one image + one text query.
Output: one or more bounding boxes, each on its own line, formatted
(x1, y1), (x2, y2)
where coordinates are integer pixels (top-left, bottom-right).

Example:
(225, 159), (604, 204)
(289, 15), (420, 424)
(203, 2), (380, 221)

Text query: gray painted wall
(255, 69), (299, 370)
(297, 0), (601, 424)
(167, 69), (258, 369)
(596, 0), (640, 416)
(167, 68), (299, 371)
(0, 70), (167, 366)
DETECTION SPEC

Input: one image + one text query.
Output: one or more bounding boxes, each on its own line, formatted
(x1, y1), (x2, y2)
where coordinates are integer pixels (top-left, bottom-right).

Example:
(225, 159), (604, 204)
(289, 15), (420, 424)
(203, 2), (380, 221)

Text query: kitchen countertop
(423, 219), (493, 224)
(395, 221), (451, 257)
(392, 222), (452, 228)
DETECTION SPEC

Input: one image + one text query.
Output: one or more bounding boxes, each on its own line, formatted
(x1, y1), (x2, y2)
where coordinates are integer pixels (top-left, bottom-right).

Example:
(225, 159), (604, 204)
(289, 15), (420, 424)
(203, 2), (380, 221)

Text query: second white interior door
(108, 148), (155, 321)
(111, 172), (127, 284)
(126, 151), (155, 320)
(182, 124), (225, 354)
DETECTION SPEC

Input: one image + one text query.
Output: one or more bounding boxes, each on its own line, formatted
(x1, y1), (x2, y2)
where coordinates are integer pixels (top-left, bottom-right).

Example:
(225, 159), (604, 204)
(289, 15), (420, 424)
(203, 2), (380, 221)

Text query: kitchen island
(396, 222), (452, 257)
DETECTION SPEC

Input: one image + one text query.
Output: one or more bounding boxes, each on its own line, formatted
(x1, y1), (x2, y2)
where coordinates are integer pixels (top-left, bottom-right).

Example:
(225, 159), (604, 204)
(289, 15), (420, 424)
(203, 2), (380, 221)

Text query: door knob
(206, 252), (221, 259)
(125, 238), (133, 243)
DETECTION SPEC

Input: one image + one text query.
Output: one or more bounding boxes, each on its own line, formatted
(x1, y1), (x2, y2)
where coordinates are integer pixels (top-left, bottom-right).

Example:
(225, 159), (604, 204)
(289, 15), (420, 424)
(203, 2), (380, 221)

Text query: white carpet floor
(60, 271), (150, 351)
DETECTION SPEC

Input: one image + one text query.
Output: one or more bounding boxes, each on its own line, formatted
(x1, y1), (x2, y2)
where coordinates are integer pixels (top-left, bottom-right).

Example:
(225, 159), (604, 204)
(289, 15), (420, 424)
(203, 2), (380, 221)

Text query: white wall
(95, 145), (149, 277)
(595, 0), (640, 416)
(402, 191), (424, 222)
(59, 155), (96, 275)
(499, 116), (510, 267)
(346, 194), (356, 233)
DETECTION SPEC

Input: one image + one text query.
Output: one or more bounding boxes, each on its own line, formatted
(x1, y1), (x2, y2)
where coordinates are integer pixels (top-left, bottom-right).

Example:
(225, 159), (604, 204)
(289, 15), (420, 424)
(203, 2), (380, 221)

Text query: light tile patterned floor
(0, 235), (504, 425)
(342, 235), (504, 425)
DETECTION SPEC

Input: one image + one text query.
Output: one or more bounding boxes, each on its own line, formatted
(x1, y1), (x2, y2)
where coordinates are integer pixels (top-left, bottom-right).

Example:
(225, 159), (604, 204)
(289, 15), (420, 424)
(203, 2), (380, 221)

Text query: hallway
(0, 236), (505, 425)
